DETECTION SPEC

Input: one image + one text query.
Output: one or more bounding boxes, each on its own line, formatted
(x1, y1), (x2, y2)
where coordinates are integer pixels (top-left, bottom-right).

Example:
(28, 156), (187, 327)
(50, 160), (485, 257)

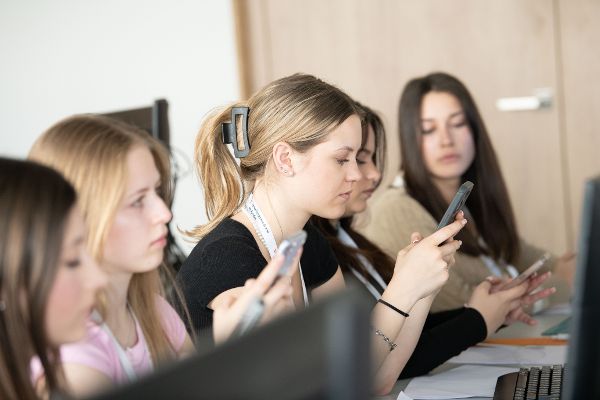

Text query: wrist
(388, 275), (422, 305)
(379, 291), (417, 314)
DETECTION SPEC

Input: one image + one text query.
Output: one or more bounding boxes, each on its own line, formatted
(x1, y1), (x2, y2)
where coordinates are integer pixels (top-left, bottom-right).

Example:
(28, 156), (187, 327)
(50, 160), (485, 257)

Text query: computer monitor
(87, 288), (372, 400)
(102, 99), (170, 149)
(563, 175), (600, 399)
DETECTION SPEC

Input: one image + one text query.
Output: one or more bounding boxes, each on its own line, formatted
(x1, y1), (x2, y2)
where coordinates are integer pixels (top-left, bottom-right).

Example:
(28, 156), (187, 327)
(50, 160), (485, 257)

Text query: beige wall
(233, 0), (599, 254)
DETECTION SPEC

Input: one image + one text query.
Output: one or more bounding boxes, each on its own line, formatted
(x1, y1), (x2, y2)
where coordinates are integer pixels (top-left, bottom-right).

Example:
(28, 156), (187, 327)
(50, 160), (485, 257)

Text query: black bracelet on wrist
(377, 298), (410, 318)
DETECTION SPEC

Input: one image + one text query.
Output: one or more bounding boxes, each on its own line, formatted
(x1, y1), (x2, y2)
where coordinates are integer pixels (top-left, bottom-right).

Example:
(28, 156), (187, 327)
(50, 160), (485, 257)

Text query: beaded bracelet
(377, 299), (410, 318)
(375, 329), (397, 352)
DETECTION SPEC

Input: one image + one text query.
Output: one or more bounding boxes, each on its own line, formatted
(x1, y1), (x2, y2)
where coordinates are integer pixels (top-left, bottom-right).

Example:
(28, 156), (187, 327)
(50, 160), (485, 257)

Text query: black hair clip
(221, 106), (250, 158)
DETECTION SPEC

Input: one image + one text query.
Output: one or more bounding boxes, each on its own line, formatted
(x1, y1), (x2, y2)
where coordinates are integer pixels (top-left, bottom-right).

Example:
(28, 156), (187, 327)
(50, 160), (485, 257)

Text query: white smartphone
(498, 252), (551, 291)
(231, 230), (307, 339)
(275, 230), (307, 278)
(230, 296), (265, 339)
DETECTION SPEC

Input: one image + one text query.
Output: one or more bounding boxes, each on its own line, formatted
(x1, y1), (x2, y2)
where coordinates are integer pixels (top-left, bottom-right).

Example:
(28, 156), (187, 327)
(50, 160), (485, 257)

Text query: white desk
(375, 309), (570, 400)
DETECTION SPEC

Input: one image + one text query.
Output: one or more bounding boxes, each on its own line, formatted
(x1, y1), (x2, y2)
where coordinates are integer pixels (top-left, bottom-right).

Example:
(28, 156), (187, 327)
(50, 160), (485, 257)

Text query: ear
(272, 141), (295, 177)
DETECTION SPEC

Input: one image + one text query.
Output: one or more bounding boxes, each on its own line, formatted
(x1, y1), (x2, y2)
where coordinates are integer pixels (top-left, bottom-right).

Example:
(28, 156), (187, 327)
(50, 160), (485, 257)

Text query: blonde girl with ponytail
(179, 74), (466, 391)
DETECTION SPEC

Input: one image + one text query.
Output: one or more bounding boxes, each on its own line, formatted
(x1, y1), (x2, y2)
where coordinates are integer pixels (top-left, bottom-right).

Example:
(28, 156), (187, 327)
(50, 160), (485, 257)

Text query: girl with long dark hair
(362, 72), (573, 311)
(312, 103), (554, 382)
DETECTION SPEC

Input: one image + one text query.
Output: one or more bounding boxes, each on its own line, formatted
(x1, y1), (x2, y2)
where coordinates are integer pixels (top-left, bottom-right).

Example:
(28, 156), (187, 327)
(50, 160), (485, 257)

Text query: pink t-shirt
(31, 295), (187, 384)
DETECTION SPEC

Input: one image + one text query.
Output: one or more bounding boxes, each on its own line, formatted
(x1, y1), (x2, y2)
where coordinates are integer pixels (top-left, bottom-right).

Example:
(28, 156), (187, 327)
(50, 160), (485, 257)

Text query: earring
(0, 300), (6, 312)
(281, 166), (288, 174)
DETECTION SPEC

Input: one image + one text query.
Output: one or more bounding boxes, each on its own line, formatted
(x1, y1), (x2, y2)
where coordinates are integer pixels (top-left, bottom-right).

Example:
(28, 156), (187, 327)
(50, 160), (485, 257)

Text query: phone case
(276, 230), (307, 277)
(437, 181), (474, 229)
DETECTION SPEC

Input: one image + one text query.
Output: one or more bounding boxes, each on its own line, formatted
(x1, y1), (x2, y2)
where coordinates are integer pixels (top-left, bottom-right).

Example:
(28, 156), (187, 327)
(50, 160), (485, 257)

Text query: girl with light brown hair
(178, 73), (466, 393)
(29, 115), (292, 397)
(0, 157), (106, 400)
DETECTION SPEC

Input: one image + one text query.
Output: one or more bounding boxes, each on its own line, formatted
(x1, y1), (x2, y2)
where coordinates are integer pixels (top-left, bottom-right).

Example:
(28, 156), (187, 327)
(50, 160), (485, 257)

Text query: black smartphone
(275, 230), (307, 278)
(436, 181), (474, 229)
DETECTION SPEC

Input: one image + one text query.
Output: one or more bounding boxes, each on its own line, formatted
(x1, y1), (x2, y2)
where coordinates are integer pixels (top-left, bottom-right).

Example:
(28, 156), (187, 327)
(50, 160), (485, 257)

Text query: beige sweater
(358, 184), (559, 312)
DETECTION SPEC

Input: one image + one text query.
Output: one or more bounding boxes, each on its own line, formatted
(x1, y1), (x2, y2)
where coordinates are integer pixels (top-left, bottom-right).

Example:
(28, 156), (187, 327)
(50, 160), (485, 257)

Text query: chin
(314, 204), (346, 220)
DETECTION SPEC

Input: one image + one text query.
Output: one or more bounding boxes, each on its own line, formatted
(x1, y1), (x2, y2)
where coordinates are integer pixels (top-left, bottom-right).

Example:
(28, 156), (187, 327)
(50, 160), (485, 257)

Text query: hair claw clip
(221, 106), (250, 158)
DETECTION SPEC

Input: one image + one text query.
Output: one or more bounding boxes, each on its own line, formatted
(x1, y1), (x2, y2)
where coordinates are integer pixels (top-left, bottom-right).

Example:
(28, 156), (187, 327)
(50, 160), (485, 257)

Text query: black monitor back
(87, 289), (372, 400)
(103, 99), (170, 148)
(563, 176), (600, 399)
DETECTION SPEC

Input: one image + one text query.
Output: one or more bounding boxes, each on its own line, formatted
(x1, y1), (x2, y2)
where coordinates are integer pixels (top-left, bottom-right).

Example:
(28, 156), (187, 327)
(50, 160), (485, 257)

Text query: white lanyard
(337, 226), (387, 300)
(478, 238), (518, 278)
(92, 308), (152, 382)
(243, 193), (309, 307)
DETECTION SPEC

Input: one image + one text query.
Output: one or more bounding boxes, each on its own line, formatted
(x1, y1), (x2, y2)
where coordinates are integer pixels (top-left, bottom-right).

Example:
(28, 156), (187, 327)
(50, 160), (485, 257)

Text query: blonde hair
(29, 115), (177, 364)
(187, 73), (360, 240)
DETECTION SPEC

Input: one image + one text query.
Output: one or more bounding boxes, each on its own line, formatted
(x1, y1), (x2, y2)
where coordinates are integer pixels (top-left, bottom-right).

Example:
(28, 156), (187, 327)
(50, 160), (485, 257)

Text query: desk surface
(375, 308), (570, 400)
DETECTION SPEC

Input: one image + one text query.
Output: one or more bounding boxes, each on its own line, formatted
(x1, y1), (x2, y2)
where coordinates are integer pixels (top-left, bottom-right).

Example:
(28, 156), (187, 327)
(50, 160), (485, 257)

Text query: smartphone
(498, 252), (551, 291)
(437, 181), (474, 230)
(275, 230), (307, 278)
(230, 296), (266, 339)
(231, 231), (307, 339)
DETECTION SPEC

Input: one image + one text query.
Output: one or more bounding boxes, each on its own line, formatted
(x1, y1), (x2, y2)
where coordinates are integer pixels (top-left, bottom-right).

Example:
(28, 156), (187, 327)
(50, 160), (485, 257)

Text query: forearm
(400, 307), (487, 378)
(372, 294), (431, 394)
(370, 292), (417, 372)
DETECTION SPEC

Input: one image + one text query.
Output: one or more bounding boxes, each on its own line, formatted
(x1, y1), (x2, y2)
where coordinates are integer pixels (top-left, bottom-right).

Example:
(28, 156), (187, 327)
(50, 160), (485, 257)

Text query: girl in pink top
(29, 115), (294, 397)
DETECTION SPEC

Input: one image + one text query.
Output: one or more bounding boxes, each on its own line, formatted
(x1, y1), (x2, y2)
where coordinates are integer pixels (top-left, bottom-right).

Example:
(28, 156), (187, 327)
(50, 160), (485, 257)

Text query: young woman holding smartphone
(311, 103), (554, 392)
(362, 72), (573, 312)
(178, 73), (466, 394)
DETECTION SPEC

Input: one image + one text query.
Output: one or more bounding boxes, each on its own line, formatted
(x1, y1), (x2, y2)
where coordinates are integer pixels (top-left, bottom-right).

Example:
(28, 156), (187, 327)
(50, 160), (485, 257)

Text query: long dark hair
(311, 102), (395, 283)
(399, 72), (519, 263)
(0, 158), (77, 400)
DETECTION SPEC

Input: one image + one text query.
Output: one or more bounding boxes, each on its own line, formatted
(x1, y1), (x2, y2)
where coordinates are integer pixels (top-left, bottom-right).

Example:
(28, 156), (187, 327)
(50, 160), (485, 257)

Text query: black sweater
(177, 219), (339, 334)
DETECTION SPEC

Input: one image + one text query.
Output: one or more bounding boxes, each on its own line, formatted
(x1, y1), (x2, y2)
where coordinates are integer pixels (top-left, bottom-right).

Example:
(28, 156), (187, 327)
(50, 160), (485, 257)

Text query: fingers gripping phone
(437, 181), (474, 230)
(231, 230), (307, 338)
(497, 253), (551, 291)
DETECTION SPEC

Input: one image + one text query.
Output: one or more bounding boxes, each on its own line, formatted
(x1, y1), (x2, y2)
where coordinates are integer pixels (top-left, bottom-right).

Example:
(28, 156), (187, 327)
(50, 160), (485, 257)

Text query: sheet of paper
(447, 344), (567, 365)
(397, 391), (414, 400)
(403, 365), (517, 399)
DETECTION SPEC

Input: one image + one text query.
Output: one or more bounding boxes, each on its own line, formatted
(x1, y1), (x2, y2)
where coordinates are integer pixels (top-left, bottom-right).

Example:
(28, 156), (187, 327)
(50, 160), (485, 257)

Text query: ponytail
(186, 105), (247, 240)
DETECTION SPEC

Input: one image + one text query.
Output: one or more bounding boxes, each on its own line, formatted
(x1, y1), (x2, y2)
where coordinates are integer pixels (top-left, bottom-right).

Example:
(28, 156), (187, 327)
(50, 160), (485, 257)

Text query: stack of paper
(402, 365), (518, 399)
(447, 344), (567, 365)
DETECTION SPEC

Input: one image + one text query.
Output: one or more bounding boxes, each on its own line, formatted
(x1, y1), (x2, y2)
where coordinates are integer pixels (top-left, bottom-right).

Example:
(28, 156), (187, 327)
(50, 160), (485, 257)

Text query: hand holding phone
(230, 296), (266, 339)
(495, 252), (551, 291)
(275, 230), (307, 278)
(437, 181), (474, 230)
(230, 230), (306, 339)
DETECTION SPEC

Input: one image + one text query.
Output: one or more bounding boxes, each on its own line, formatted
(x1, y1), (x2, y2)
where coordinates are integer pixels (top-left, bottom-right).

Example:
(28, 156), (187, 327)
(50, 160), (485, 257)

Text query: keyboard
(493, 365), (564, 400)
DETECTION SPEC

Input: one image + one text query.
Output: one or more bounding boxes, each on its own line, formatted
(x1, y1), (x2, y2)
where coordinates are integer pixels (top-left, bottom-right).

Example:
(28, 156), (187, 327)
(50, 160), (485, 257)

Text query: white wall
(0, 0), (240, 253)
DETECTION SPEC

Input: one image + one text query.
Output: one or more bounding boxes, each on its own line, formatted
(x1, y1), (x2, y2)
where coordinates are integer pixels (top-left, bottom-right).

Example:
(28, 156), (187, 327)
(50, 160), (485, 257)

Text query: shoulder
(58, 320), (119, 380)
(183, 219), (260, 265)
(370, 185), (433, 222)
(179, 218), (265, 280)
(177, 219), (267, 307)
